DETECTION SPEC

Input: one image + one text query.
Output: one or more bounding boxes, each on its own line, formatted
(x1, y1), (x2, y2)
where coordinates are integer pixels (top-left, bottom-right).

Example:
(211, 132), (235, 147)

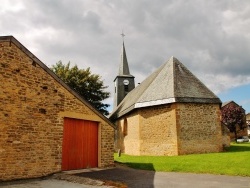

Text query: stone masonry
(115, 103), (222, 156)
(139, 104), (178, 156)
(176, 103), (222, 154)
(0, 37), (114, 181)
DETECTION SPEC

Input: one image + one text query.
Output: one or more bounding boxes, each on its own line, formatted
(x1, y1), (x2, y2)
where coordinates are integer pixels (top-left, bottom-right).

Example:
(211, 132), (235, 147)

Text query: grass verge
(114, 142), (250, 176)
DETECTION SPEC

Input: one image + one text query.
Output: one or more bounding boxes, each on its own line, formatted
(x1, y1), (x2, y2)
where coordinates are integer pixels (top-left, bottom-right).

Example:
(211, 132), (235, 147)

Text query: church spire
(119, 41), (131, 75)
(113, 32), (135, 108)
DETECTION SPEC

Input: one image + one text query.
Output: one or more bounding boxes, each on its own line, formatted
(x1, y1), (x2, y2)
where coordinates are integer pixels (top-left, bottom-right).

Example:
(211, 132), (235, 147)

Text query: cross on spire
(121, 31), (125, 41)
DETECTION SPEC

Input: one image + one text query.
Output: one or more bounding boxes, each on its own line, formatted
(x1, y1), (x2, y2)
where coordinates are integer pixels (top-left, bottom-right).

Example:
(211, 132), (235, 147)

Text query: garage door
(62, 117), (98, 171)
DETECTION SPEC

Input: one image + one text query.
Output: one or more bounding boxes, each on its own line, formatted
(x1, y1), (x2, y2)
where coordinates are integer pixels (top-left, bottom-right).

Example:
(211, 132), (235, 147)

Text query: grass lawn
(114, 142), (250, 176)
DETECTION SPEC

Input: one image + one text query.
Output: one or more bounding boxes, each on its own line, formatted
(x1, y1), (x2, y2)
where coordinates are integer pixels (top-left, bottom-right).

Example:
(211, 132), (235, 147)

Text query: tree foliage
(51, 61), (110, 115)
(221, 102), (246, 141)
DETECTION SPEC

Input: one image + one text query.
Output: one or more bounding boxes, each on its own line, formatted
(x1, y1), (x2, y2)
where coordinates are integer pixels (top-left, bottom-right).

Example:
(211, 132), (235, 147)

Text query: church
(109, 39), (223, 156)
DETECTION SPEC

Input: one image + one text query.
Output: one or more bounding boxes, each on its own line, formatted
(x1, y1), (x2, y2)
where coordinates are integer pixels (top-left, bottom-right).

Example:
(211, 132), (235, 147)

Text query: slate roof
(110, 56), (221, 120)
(0, 36), (114, 128)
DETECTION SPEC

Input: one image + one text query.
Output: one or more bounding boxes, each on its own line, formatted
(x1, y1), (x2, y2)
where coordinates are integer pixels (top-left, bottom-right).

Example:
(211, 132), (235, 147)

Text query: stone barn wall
(0, 38), (114, 181)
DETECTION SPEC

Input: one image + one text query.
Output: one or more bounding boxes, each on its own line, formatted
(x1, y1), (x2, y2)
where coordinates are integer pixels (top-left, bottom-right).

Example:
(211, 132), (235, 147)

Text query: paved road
(0, 174), (113, 188)
(1, 165), (250, 188)
(77, 165), (250, 188)
(0, 179), (107, 188)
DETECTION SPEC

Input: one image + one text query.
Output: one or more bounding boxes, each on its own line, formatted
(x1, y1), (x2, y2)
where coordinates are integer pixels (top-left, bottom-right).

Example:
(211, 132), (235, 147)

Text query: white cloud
(0, 0), (25, 13)
(1, 0), (250, 108)
(200, 74), (250, 94)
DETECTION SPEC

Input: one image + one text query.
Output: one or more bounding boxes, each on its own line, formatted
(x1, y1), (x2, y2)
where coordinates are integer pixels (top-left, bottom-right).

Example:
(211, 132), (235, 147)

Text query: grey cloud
(1, 0), (250, 104)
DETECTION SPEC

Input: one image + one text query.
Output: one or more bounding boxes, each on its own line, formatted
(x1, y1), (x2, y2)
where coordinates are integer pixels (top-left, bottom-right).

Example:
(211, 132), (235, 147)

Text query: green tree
(51, 61), (110, 115)
(221, 103), (246, 141)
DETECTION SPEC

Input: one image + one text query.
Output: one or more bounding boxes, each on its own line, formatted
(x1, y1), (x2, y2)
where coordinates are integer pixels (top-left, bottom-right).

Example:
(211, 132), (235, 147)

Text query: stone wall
(139, 104), (178, 156)
(115, 111), (141, 155)
(115, 104), (178, 156)
(115, 103), (223, 156)
(221, 123), (230, 147)
(176, 103), (222, 155)
(123, 112), (140, 155)
(0, 39), (114, 181)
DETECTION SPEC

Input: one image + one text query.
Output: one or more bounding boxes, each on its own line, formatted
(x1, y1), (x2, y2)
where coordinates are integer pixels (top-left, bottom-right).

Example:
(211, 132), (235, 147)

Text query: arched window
(123, 118), (128, 136)
(124, 85), (129, 92)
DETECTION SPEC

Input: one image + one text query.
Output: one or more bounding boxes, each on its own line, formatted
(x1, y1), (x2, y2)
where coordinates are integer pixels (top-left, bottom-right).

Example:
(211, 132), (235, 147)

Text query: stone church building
(109, 41), (223, 156)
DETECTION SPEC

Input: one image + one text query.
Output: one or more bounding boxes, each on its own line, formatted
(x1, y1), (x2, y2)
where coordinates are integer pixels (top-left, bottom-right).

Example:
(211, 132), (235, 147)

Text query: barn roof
(0, 35), (114, 128)
(110, 56), (221, 120)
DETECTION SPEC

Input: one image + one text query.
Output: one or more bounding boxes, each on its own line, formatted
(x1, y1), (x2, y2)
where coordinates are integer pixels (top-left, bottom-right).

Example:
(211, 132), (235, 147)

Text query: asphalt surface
(0, 179), (101, 188)
(76, 164), (250, 188)
(1, 165), (250, 188)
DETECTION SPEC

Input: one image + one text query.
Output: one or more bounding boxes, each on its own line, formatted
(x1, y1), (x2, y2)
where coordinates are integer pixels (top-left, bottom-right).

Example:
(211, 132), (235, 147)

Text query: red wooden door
(62, 118), (98, 171)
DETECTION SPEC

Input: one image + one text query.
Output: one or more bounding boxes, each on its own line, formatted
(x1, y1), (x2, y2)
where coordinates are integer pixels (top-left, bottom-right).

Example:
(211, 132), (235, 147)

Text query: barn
(0, 36), (114, 181)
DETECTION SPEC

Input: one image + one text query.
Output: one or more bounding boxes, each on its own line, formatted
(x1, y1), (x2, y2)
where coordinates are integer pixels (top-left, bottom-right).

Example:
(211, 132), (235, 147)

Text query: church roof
(110, 56), (221, 120)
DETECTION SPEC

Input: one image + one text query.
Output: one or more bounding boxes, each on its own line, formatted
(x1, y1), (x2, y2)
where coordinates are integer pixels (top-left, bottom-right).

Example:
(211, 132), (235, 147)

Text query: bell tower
(113, 33), (135, 108)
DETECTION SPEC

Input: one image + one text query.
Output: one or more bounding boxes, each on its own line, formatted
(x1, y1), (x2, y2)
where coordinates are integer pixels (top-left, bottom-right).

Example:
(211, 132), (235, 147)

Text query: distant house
(221, 101), (247, 139)
(109, 41), (223, 156)
(246, 113), (250, 136)
(0, 36), (114, 181)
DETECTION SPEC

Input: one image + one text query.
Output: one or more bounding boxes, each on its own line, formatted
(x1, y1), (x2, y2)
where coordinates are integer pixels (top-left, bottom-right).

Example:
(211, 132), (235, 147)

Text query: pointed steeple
(113, 33), (135, 108)
(119, 40), (131, 76)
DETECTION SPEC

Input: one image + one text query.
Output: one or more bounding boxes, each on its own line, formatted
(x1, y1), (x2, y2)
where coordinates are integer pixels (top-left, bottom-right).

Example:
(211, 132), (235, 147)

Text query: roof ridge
(171, 57), (177, 99)
(0, 35), (115, 128)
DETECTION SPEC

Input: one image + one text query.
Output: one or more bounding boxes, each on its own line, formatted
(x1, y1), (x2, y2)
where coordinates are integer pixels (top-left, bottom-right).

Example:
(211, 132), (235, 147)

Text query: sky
(1, 0), (250, 113)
